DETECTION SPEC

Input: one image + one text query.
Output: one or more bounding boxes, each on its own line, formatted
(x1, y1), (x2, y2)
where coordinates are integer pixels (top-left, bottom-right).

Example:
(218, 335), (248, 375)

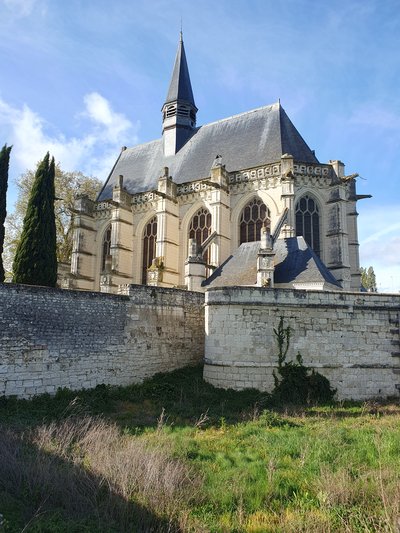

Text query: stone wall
(2, 283), (400, 401)
(0, 284), (204, 398)
(204, 287), (400, 400)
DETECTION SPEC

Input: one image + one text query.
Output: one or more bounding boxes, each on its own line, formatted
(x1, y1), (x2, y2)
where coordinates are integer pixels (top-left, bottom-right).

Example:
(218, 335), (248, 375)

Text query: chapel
(68, 34), (365, 293)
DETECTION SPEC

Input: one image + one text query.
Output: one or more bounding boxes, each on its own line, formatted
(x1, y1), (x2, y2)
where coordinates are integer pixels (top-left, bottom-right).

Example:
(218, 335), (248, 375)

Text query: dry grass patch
(0, 416), (201, 532)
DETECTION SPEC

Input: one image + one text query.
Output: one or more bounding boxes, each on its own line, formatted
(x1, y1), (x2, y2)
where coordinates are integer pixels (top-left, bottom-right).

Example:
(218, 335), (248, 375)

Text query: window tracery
(101, 225), (112, 272)
(239, 198), (270, 244)
(295, 195), (321, 256)
(189, 207), (212, 267)
(142, 216), (157, 284)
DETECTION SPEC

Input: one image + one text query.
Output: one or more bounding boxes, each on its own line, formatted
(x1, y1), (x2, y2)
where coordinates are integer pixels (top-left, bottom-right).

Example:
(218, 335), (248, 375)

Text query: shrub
(272, 317), (336, 405)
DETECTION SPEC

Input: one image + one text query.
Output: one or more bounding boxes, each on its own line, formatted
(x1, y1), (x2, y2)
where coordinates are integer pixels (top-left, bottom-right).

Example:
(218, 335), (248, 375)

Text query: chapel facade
(68, 35), (364, 293)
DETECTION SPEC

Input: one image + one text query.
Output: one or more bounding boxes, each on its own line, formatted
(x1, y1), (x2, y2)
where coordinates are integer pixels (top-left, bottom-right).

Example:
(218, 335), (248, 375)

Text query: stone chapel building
(69, 34), (366, 294)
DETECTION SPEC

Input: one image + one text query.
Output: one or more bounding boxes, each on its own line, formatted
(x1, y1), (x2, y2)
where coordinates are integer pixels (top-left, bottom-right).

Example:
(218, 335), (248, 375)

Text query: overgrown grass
(1, 365), (400, 532)
(0, 365), (270, 429)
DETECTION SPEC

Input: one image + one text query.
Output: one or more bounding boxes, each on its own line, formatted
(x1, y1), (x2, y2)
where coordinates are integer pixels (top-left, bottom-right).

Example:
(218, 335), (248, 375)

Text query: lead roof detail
(165, 32), (196, 107)
(203, 237), (341, 289)
(97, 103), (319, 201)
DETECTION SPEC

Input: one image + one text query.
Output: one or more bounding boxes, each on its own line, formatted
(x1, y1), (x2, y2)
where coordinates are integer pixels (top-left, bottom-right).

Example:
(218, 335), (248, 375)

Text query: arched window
(142, 216), (157, 284)
(239, 198), (270, 244)
(189, 207), (212, 266)
(295, 195), (320, 256)
(101, 225), (112, 272)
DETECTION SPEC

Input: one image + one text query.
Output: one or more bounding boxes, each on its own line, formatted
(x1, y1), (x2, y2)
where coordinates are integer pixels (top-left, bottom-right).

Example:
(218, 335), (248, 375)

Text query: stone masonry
(1, 283), (400, 400)
(0, 283), (204, 398)
(204, 287), (400, 400)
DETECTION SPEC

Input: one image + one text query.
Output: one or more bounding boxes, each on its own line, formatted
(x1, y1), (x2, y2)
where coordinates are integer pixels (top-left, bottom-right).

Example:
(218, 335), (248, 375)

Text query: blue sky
(1, 0), (399, 291)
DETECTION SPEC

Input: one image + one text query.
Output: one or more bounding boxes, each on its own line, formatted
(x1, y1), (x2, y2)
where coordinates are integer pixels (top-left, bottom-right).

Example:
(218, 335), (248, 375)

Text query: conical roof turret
(165, 32), (196, 107)
(162, 33), (197, 156)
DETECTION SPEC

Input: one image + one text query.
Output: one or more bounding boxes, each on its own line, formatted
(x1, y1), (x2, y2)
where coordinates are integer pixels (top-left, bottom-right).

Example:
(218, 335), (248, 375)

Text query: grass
(0, 365), (400, 532)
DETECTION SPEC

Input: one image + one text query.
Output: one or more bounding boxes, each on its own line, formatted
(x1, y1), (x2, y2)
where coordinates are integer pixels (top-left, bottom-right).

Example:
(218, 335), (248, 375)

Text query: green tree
(12, 153), (57, 287)
(4, 164), (101, 274)
(0, 144), (12, 282)
(360, 266), (377, 292)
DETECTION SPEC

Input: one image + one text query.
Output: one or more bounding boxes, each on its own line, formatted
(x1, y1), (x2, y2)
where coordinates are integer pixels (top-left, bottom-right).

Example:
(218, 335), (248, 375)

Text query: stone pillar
(147, 257), (164, 286)
(70, 195), (96, 291)
(346, 179), (361, 290)
(99, 272), (113, 293)
(156, 167), (179, 287)
(326, 172), (351, 290)
(280, 154), (295, 238)
(209, 157), (230, 268)
(257, 227), (275, 287)
(110, 175), (134, 289)
(185, 238), (206, 291)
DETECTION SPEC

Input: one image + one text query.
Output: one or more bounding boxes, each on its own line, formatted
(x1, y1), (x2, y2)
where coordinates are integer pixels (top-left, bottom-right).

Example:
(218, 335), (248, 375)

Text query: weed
(272, 317), (336, 405)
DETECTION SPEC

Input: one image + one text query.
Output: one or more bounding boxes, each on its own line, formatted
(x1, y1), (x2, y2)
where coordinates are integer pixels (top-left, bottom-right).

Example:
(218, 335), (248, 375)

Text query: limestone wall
(0, 284), (204, 398)
(204, 288), (400, 400)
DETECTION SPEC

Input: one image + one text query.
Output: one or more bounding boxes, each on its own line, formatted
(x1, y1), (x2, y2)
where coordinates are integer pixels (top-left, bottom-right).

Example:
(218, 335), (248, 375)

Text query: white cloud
(0, 94), (139, 185)
(83, 92), (134, 143)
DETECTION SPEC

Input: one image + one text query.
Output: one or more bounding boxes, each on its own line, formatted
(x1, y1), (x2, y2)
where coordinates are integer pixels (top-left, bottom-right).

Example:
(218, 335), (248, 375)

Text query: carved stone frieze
(177, 180), (211, 195)
(132, 200), (158, 214)
(294, 175), (330, 188)
(230, 177), (278, 195)
(132, 191), (159, 205)
(293, 163), (331, 177)
(229, 163), (281, 185)
(94, 202), (112, 221)
(177, 189), (212, 205)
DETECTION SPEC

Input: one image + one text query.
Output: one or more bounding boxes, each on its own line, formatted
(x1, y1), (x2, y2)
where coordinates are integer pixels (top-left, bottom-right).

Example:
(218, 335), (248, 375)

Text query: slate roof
(165, 33), (196, 107)
(97, 103), (319, 200)
(202, 237), (342, 289)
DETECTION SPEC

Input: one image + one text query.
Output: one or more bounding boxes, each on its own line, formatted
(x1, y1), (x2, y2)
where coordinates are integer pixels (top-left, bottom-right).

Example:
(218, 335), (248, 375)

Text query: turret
(162, 33), (197, 156)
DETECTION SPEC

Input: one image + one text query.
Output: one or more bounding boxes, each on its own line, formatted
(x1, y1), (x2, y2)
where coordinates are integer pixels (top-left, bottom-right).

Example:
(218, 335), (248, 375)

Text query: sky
(1, 0), (399, 291)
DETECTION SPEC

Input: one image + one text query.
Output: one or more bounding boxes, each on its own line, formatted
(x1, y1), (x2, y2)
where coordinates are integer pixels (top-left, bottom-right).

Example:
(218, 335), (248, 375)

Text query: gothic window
(142, 216), (157, 284)
(295, 195), (321, 256)
(189, 207), (212, 265)
(239, 198), (270, 244)
(101, 225), (112, 272)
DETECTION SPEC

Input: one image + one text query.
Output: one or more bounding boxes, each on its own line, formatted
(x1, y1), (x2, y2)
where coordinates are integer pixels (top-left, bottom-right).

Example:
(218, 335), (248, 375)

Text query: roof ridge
(124, 138), (161, 152)
(199, 101), (280, 130)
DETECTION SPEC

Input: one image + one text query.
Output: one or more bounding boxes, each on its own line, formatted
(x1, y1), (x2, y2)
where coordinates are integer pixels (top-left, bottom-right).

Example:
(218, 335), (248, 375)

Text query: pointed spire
(162, 34), (197, 156)
(165, 33), (196, 107)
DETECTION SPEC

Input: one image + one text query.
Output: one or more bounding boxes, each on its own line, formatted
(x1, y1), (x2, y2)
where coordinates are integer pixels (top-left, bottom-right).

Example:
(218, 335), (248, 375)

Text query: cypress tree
(0, 144), (12, 282)
(13, 153), (57, 287)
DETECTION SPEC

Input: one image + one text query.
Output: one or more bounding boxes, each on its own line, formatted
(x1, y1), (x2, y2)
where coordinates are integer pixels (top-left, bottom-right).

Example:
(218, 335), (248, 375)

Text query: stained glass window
(189, 207), (212, 267)
(239, 198), (270, 244)
(142, 216), (157, 284)
(295, 195), (320, 256)
(101, 225), (112, 272)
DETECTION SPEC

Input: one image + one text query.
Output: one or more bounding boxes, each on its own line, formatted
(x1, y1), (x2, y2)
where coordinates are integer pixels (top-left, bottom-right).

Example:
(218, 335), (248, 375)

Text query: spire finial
(180, 17), (183, 41)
